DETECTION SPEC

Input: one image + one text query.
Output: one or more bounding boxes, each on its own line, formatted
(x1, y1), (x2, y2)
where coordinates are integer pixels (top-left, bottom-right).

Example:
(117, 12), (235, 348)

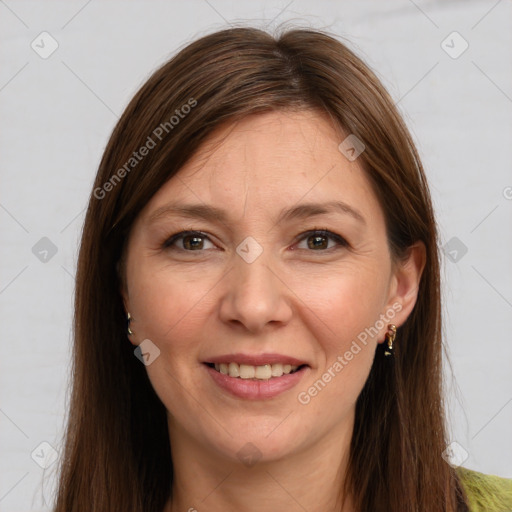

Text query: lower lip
(204, 364), (308, 400)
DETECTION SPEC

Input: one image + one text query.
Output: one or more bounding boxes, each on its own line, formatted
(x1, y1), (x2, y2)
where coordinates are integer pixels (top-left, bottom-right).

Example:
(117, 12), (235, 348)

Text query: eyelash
(161, 228), (349, 253)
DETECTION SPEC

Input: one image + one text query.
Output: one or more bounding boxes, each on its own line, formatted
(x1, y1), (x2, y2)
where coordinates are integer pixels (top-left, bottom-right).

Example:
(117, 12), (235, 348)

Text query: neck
(164, 415), (356, 512)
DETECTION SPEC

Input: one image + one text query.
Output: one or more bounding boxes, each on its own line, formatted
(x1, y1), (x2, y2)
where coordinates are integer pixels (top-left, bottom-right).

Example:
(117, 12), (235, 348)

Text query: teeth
(212, 362), (300, 380)
(228, 362), (240, 377)
(240, 364), (255, 379)
(255, 364), (272, 379)
(271, 363), (283, 377)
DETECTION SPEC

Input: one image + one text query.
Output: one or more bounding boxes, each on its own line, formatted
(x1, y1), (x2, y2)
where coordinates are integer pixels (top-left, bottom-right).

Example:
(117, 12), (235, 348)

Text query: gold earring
(127, 312), (133, 335)
(384, 324), (396, 357)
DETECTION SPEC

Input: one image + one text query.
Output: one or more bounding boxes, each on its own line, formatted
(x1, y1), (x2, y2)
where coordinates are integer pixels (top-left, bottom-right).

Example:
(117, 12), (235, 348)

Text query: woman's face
(122, 109), (423, 465)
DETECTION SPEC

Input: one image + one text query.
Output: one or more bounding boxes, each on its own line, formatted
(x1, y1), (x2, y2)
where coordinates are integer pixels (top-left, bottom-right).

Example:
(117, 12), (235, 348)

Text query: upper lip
(204, 353), (309, 366)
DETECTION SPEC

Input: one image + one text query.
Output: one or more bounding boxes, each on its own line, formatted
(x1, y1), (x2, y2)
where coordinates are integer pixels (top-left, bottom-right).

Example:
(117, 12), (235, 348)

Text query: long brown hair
(53, 25), (469, 511)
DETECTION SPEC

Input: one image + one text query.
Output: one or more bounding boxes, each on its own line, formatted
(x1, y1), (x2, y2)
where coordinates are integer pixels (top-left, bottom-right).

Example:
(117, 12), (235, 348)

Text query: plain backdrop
(1, 1), (511, 510)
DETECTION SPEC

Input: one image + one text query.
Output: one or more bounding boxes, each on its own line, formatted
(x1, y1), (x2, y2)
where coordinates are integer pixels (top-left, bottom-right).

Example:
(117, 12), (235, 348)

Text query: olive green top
(457, 466), (512, 511)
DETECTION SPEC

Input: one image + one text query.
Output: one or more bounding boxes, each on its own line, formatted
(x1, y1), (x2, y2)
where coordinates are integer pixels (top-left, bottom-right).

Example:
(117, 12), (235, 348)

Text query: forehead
(141, 109), (382, 225)
(183, 109), (346, 180)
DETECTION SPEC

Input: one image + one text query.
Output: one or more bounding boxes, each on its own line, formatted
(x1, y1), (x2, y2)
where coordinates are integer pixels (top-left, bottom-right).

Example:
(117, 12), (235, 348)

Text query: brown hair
(53, 25), (469, 511)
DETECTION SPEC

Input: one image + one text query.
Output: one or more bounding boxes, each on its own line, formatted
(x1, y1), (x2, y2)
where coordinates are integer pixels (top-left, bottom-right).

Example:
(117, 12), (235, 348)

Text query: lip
(204, 352), (308, 366)
(204, 363), (309, 400)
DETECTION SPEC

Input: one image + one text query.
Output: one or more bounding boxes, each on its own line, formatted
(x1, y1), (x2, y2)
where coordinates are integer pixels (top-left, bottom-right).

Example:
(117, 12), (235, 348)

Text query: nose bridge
(233, 239), (277, 303)
(221, 238), (291, 330)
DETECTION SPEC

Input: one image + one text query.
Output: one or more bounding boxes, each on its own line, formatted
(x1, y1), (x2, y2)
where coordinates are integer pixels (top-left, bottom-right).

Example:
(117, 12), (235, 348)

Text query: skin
(121, 110), (426, 512)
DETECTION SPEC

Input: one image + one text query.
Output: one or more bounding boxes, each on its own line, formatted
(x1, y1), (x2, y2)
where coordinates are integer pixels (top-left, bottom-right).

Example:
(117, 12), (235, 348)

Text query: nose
(219, 248), (293, 333)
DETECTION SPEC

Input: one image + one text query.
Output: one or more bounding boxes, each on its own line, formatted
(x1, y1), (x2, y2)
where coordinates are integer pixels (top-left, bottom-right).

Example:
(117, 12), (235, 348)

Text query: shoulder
(456, 466), (512, 511)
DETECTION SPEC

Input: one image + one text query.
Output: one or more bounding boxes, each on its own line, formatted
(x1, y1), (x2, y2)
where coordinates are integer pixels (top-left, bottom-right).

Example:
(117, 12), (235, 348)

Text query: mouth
(202, 353), (310, 400)
(204, 362), (307, 380)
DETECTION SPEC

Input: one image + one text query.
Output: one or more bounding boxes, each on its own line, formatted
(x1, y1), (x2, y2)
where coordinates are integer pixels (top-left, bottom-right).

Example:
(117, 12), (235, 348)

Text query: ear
(118, 274), (137, 345)
(117, 259), (132, 317)
(381, 241), (426, 335)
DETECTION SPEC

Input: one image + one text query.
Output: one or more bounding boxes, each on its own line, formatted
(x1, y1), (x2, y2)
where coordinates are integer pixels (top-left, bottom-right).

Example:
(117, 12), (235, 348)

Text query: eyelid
(162, 228), (349, 252)
(161, 230), (214, 250)
(294, 228), (349, 250)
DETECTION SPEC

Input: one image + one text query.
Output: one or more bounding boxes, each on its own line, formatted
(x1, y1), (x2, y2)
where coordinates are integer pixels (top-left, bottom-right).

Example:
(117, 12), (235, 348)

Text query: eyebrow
(147, 200), (366, 226)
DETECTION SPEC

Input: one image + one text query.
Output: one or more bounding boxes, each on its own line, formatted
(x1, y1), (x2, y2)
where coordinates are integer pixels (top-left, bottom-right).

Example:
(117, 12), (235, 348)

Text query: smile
(207, 362), (303, 380)
(202, 353), (310, 399)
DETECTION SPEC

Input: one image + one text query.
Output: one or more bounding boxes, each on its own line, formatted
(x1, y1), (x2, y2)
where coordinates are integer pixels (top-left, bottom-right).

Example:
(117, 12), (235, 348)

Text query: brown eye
(182, 234), (205, 250)
(296, 230), (348, 251)
(162, 231), (215, 251)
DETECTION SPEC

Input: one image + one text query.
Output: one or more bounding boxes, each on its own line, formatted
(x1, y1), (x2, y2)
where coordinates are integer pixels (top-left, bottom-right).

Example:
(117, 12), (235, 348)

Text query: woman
(53, 26), (512, 511)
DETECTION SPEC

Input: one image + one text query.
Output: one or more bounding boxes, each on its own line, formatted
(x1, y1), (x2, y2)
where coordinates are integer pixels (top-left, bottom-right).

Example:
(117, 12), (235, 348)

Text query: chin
(209, 416), (306, 464)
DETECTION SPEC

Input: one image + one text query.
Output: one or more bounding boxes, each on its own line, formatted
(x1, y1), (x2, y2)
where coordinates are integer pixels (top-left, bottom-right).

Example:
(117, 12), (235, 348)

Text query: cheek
(290, 264), (387, 405)
(293, 262), (389, 346)
(127, 264), (214, 407)
(128, 259), (216, 346)
(295, 286), (379, 418)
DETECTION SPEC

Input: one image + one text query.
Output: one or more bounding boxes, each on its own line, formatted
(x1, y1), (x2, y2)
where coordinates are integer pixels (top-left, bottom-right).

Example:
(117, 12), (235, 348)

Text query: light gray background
(1, 1), (511, 510)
